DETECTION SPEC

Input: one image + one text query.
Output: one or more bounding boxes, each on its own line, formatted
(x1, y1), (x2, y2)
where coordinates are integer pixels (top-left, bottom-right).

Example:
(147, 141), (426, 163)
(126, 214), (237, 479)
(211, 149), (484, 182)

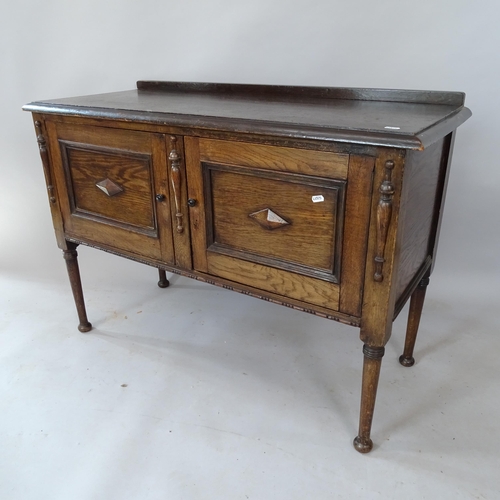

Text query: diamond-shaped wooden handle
(249, 208), (290, 230)
(95, 178), (123, 197)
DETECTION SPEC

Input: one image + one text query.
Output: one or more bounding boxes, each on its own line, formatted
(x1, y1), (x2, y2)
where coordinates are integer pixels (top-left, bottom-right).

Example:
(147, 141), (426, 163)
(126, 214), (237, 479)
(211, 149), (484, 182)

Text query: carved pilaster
(35, 120), (56, 204)
(169, 136), (184, 233)
(373, 160), (395, 282)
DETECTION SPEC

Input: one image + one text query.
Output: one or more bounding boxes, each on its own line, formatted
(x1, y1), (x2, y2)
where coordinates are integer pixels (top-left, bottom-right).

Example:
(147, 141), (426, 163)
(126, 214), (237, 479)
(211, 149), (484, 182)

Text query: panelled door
(185, 137), (374, 316)
(46, 121), (176, 263)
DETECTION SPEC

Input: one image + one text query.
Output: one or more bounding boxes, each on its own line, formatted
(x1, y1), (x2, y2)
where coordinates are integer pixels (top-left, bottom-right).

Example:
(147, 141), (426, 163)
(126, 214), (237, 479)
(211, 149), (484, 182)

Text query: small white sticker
(312, 195), (325, 203)
(384, 126), (401, 130)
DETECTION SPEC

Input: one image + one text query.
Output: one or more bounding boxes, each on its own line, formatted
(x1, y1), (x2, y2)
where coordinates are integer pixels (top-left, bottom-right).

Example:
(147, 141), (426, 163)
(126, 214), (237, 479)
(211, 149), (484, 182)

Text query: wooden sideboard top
(23, 81), (471, 150)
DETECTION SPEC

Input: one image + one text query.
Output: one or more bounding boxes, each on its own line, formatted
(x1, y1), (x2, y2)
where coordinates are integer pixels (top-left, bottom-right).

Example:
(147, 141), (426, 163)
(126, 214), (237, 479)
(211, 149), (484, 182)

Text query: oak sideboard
(24, 81), (471, 452)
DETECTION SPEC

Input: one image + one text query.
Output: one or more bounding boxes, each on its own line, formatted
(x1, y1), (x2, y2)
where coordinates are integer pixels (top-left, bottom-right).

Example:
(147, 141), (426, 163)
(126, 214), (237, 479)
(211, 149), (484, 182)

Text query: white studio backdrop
(1, 0), (499, 295)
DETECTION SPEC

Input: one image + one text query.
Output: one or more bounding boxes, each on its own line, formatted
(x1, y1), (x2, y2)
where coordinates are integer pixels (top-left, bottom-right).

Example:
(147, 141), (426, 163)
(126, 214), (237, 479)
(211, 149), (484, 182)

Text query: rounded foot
(353, 435), (373, 453)
(399, 355), (415, 367)
(78, 322), (92, 333)
(157, 279), (170, 288)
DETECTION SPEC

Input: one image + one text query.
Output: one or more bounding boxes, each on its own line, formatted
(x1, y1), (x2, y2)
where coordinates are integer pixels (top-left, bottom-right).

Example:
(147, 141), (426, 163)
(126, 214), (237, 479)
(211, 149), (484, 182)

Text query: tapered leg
(157, 269), (170, 288)
(62, 243), (92, 333)
(399, 276), (429, 367)
(353, 345), (385, 453)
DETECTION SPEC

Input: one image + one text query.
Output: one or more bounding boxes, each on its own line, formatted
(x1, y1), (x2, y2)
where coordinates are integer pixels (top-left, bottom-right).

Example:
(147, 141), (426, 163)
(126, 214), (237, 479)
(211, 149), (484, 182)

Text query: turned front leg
(353, 345), (385, 453)
(63, 243), (92, 332)
(399, 276), (429, 367)
(157, 269), (170, 288)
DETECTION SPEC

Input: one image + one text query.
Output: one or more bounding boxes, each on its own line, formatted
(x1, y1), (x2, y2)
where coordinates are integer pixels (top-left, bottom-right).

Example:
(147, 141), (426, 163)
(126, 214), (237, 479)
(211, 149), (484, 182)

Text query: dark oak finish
(62, 242), (92, 333)
(24, 81), (471, 454)
(165, 135), (192, 270)
(157, 269), (170, 288)
(207, 252), (341, 310)
(429, 132), (456, 273)
(393, 255), (432, 319)
(399, 276), (430, 367)
(136, 81), (467, 106)
(354, 345), (385, 453)
(198, 138), (349, 179)
(205, 162), (345, 282)
(60, 141), (156, 231)
(360, 150), (406, 347)
(395, 138), (445, 299)
(35, 120), (56, 204)
(168, 136), (184, 234)
(374, 160), (395, 282)
(339, 155), (374, 316)
(33, 116), (66, 249)
(194, 138), (371, 314)
(24, 82), (471, 150)
(45, 122), (176, 263)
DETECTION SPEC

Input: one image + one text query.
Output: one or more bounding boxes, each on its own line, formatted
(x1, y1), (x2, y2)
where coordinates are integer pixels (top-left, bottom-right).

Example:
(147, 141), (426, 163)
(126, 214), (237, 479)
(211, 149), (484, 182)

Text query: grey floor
(1, 247), (499, 499)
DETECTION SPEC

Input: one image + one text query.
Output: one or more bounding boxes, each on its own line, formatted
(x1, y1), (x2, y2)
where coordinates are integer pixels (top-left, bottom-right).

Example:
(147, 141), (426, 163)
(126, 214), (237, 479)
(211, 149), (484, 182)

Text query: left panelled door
(45, 121), (175, 263)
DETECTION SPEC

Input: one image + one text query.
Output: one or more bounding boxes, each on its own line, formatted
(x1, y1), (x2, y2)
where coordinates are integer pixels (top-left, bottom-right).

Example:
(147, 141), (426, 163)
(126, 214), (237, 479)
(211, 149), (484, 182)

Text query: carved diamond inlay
(249, 208), (290, 230)
(95, 178), (123, 197)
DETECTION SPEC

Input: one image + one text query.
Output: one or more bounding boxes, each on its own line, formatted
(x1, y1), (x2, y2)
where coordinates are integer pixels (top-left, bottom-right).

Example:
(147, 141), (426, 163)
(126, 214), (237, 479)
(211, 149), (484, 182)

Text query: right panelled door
(185, 137), (374, 316)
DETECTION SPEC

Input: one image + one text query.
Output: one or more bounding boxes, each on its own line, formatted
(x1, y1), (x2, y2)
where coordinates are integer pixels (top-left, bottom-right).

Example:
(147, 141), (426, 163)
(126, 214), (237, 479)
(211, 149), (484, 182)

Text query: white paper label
(384, 126), (401, 130)
(312, 195), (325, 203)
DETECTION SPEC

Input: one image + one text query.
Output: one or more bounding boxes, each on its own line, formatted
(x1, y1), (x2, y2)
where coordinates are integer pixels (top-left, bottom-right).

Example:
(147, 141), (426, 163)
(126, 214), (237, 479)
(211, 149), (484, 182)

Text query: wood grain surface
(207, 252), (340, 310)
(339, 155), (375, 316)
(45, 121), (174, 262)
(25, 80), (471, 453)
(60, 142), (155, 229)
(395, 138), (444, 299)
(24, 82), (472, 150)
(199, 138), (348, 179)
(207, 164), (343, 277)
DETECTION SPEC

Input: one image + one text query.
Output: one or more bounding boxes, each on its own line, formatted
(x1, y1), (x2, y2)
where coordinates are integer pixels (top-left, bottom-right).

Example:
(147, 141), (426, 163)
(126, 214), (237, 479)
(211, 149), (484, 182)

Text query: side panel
(395, 138), (447, 301)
